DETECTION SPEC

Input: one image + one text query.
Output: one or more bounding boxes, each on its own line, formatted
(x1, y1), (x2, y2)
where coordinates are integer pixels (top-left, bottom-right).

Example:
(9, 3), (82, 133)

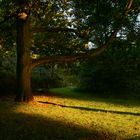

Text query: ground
(0, 88), (140, 140)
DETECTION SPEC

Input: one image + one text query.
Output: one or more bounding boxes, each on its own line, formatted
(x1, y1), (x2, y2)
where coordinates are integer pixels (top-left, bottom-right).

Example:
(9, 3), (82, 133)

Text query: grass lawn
(0, 88), (140, 140)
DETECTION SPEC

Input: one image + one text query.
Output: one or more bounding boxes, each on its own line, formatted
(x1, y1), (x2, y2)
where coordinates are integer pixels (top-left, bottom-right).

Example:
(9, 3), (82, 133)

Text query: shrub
(78, 52), (139, 97)
(31, 66), (63, 90)
(0, 69), (16, 94)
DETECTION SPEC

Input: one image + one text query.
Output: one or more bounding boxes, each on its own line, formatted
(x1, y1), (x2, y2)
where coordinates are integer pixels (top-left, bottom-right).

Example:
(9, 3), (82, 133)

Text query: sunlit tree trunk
(15, 12), (33, 102)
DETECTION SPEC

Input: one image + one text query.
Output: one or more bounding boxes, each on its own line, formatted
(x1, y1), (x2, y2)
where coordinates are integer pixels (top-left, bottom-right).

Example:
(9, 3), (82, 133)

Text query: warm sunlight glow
(18, 12), (28, 20)
(1, 88), (140, 139)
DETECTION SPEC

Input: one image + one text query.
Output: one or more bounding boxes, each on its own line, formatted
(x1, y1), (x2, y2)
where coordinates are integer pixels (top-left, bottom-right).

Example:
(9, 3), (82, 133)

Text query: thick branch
(30, 28), (119, 69)
(31, 0), (134, 69)
(90, 30), (119, 57)
(30, 20), (129, 69)
(31, 53), (89, 69)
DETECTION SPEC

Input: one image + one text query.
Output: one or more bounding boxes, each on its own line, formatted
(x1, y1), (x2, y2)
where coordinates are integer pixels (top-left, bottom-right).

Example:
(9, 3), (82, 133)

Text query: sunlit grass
(0, 88), (140, 140)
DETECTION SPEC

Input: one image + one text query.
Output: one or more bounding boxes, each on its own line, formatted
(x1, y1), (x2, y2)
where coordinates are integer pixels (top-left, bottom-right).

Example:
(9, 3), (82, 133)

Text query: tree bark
(15, 13), (33, 102)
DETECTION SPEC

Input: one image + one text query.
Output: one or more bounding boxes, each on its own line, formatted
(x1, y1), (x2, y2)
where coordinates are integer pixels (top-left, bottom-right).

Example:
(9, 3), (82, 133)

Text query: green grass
(0, 88), (140, 140)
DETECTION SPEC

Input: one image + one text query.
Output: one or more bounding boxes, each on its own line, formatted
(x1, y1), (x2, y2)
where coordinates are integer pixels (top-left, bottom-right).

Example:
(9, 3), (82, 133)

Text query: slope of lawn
(0, 88), (140, 140)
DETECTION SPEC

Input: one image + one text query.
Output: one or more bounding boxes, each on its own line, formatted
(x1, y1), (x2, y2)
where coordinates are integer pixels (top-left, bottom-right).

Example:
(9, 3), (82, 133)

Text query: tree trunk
(15, 13), (33, 102)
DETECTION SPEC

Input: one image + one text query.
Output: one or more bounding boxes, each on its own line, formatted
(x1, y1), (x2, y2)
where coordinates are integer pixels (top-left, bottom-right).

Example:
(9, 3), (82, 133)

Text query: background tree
(78, 10), (140, 96)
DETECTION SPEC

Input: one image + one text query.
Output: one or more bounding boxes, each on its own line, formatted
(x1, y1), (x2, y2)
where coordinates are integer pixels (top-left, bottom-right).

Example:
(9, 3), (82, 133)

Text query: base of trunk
(15, 94), (34, 102)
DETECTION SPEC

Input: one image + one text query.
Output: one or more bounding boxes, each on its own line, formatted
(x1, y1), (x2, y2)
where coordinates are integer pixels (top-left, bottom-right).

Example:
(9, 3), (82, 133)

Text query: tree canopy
(0, 0), (140, 101)
(1, 0), (139, 57)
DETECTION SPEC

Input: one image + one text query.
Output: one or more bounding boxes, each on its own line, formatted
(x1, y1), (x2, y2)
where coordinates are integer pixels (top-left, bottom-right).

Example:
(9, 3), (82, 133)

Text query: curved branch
(30, 29), (117, 69)
(31, 0), (134, 69)
(125, 0), (133, 14)
(30, 28), (119, 69)
(31, 53), (89, 69)
(90, 0), (134, 56)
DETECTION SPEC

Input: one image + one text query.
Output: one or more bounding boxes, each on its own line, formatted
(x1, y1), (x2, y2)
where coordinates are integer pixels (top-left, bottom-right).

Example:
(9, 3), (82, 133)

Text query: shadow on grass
(38, 101), (140, 116)
(38, 88), (140, 107)
(0, 101), (116, 140)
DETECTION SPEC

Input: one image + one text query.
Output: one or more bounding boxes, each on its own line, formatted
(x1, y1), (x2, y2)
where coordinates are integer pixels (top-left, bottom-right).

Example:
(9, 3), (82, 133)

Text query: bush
(31, 66), (63, 90)
(0, 69), (16, 94)
(78, 52), (140, 97)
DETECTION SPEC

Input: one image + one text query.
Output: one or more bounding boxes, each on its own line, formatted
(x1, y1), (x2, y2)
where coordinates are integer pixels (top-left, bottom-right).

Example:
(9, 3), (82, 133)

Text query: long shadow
(0, 100), (116, 140)
(38, 101), (140, 116)
(35, 89), (140, 107)
(0, 97), (139, 140)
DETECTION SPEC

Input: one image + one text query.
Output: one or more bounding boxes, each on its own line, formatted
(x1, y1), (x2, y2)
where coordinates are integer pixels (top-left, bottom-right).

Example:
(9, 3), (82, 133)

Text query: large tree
(0, 0), (139, 102)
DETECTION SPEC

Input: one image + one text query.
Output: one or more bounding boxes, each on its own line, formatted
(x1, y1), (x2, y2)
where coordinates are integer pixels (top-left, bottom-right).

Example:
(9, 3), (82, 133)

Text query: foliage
(1, 0), (140, 58)
(31, 64), (80, 90)
(31, 65), (63, 90)
(0, 48), (16, 94)
(78, 38), (140, 96)
(54, 63), (80, 87)
(0, 69), (16, 94)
